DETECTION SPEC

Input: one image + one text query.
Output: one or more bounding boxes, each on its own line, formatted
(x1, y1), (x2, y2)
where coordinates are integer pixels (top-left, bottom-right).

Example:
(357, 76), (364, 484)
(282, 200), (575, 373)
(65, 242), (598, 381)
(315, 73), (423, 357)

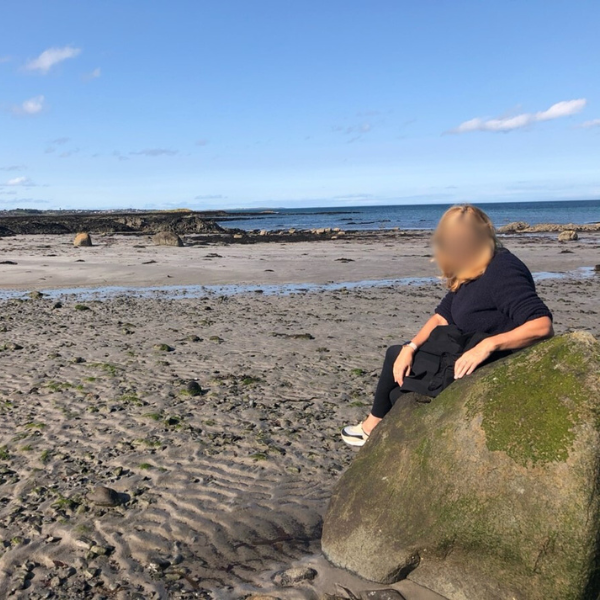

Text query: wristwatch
(405, 342), (418, 352)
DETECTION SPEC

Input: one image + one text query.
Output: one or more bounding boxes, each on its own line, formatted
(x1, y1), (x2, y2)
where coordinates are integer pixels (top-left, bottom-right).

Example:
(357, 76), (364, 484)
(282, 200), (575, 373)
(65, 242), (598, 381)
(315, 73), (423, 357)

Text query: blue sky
(0, 1), (599, 210)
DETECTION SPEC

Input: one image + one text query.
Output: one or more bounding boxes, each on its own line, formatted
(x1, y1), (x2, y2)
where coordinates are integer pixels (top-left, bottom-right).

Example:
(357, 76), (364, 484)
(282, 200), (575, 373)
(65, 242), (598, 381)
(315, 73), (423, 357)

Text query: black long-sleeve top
(435, 248), (552, 335)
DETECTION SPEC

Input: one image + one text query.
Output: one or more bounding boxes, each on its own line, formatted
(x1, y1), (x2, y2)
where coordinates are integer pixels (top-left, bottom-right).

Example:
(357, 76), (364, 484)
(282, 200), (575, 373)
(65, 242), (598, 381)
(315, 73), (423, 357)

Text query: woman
(342, 204), (553, 447)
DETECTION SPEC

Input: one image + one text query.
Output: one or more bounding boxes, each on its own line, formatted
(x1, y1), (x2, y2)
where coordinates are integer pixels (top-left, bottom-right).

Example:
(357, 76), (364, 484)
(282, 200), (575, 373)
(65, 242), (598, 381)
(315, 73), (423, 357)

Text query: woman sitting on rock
(342, 204), (554, 447)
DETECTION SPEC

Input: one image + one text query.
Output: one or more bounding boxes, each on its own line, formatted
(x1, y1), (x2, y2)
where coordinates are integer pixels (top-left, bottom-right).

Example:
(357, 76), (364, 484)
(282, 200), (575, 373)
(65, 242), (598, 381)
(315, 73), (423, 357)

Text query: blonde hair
(433, 204), (499, 292)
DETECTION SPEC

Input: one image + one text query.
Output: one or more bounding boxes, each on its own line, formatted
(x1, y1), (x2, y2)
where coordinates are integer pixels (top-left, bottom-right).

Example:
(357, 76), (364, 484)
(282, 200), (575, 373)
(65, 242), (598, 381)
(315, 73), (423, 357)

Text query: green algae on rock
(322, 331), (600, 600)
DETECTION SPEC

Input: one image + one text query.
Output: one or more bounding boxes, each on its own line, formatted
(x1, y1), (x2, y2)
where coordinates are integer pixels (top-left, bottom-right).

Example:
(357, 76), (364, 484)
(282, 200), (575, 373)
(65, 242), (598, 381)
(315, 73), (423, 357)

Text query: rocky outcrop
(152, 231), (184, 247)
(558, 229), (578, 241)
(498, 222), (599, 234)
(0, 211), (226, 237)
(496, 221), (529, 233)
(73, 232), (92, 247)
(322, 332), (600, 600)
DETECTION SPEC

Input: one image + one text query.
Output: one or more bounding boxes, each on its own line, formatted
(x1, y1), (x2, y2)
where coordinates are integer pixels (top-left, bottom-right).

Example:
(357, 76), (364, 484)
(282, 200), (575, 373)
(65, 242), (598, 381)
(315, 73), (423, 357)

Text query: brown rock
(87, 485), (121, 507)
(74, 232), (92, 247)
(152, 231), (184, 247)
(558, 229), (578, 242)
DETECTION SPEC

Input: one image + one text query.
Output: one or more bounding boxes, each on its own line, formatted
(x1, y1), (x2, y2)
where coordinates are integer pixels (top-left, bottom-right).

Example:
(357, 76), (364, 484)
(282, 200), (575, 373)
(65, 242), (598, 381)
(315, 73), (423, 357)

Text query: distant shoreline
(0, 206), (598, 238)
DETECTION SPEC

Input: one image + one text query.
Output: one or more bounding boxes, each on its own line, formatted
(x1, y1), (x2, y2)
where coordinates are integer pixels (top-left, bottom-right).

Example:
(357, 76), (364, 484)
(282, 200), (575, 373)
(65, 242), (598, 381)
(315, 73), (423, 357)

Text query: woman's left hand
(454, 338), (496, 379)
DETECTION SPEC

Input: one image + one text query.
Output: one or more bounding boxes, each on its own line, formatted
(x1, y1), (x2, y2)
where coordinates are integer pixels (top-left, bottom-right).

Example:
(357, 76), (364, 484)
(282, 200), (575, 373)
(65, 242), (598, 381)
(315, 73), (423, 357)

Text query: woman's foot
(341, 423), (369, 447)
(341, 415), (383, 447)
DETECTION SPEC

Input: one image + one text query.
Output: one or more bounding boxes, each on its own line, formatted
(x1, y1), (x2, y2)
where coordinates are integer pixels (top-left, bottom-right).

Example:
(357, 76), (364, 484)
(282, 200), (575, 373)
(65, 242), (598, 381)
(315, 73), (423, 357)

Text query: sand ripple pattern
(0, 278), (597, 598)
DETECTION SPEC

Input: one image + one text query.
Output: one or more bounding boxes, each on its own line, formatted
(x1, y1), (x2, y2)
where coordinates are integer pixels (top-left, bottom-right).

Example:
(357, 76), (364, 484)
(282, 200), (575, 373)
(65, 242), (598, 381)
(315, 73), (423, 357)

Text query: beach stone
(2, 342), (23, 351)
(153, 343), (175, 352)
(272, 566), (317, 587)
(74, 232), (93, 247)
(185, 380), (203, 397)
(594, 264), (600, 272)
(87, 485), (121, 507)
(28, 291), (45, 299)
(322, 332), (600, 600)
(363, 592), (406, 600)
(558, 229), (578, 241)
(152, 231), (183, 247)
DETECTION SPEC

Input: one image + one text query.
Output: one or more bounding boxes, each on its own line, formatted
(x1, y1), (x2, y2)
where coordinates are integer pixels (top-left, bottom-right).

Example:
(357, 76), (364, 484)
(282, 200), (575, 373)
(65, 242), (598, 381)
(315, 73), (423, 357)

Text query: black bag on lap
(397, 324), (505, 399)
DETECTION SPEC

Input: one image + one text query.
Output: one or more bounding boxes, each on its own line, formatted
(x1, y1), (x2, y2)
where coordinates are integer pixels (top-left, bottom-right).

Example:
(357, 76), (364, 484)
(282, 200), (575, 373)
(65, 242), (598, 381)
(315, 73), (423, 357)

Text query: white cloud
(0, 165), (26, 172)
(7, 177), (28, 186)
(11, 95), (45, 116)
(0, 56), (11, 64)
(25, 46), (81, 74)
(580, 118), (600, 129)
(59, 149), (79, 158)
(83, 67), (101, 81)
(130, 148), (178, 157)
(2, 177), (40, 189)
(449, 99), (587, 134)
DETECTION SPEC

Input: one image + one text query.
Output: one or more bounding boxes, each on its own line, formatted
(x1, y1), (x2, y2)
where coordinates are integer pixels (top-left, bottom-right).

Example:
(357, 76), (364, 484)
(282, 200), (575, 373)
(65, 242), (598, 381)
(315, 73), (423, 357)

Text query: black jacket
(398, 325), (508, 398)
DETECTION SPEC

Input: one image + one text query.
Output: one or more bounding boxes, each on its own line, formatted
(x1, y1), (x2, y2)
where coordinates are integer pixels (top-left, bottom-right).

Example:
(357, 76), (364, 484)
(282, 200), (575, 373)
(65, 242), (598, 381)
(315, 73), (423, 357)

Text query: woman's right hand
(393, 345), (415, 386)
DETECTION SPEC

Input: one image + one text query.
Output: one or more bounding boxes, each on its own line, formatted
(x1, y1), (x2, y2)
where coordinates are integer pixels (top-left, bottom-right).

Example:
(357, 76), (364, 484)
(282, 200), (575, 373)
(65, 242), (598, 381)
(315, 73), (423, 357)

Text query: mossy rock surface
(322, 332), (600, 600)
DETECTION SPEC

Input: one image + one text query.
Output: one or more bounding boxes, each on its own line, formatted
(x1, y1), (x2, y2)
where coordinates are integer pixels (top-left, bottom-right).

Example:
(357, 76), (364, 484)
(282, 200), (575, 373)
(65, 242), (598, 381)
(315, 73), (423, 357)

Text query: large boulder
(152, 231), (184, 247)
(322, 332), (600, 600)
(558, 229), (578, 242)
(73, 232), (92, 247)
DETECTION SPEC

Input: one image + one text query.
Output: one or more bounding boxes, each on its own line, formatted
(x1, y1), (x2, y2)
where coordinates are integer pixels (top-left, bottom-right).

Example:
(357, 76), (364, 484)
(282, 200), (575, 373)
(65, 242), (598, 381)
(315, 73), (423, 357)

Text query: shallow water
(0, 267), (595, 302)
(218, 199), (600, 232)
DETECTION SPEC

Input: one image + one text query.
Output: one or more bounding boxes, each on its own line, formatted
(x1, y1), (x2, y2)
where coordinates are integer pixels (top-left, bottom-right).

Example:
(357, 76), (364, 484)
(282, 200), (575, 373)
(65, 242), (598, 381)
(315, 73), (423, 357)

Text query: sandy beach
(0, 230), (598, 291)
(0, 231), (598, 599)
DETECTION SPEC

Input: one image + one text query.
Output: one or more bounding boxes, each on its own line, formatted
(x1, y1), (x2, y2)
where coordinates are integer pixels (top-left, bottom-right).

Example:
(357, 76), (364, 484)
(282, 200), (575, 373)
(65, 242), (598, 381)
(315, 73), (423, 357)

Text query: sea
(216, 199), (600, 232)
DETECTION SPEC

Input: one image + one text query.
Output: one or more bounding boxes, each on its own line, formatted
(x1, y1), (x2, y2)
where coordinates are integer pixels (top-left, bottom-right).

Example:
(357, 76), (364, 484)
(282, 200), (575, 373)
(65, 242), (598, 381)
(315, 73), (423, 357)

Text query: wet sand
(0, 232), (598, 599)
(0, 231), (598, 291)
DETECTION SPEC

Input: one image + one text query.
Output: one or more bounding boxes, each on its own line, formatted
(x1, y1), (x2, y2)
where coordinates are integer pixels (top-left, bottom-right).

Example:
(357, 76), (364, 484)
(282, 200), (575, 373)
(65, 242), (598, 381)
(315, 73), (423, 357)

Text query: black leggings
(371, 345), (407, 418)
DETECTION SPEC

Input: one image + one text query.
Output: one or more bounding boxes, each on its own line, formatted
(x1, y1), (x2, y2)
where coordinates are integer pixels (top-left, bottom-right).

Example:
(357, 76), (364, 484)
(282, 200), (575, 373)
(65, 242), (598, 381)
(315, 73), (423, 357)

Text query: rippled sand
(0, 232), (598, 599)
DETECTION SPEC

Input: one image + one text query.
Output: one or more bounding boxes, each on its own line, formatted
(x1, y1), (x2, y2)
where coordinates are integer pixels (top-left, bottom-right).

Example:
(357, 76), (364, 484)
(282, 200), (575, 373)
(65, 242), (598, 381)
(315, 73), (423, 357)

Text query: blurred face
(433, 215), (489, 275)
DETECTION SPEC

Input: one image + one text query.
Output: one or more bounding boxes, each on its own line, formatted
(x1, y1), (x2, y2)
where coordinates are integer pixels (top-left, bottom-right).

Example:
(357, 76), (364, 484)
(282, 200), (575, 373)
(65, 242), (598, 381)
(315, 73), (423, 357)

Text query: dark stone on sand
(87, 485), (121, 507)
(153, 343), (175, 352)
(28, 291), (44, 299)
(363, 591), (407, 600)
(152, 231), (184, 247)
(2, 342), (23, 351)
(594, 264), (600, 272)
(147, 556), (171, 572)
(272, 566), (317, 586)
(272, 332), (315, 340)
(0, 260), (18, 265)
(186, 381), (203, 397)
(322, 332), (600, 600)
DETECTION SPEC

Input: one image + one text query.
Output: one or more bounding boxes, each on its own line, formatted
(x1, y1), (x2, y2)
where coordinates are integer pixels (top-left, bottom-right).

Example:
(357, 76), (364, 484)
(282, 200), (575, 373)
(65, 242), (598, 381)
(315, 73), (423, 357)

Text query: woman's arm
(411, 313), (448, 348)
(393, 313), (448, 385)
(454, 316), (553, 379)
(485, 315), (553, 352)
